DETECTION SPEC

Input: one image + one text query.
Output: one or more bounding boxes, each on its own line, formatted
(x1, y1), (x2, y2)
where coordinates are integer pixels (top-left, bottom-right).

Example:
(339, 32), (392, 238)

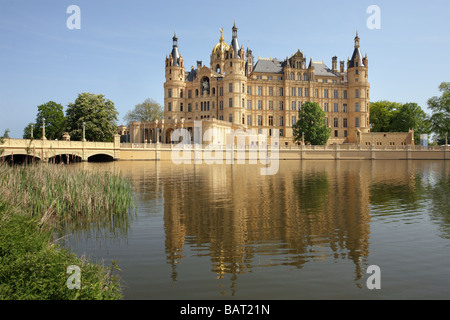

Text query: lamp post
(42, 118), (47, 140)
(82, 122), (86, 142)
(30, 124), (33, 139)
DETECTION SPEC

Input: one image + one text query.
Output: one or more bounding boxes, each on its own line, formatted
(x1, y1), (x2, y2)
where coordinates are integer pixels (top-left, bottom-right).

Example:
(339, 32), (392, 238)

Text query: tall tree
(391, 102), (431, 144)
(428, 82), (450, 145)
(65, 93), (119, 142)
(123, 98), (164, 123)
(293, 101), (331, 145)
(369, 101), (401, 132)
(24, 101), (66, 140)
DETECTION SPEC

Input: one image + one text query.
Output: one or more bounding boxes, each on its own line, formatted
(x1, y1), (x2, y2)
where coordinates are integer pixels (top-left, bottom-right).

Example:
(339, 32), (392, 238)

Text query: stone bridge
(0, 134), (121, 163)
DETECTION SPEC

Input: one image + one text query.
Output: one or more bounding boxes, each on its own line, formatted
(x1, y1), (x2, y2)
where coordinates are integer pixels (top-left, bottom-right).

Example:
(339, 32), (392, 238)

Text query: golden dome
(212, 28), (229, 55)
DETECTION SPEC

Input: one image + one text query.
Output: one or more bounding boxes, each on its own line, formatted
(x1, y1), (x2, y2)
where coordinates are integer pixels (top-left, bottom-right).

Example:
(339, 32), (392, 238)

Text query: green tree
(428, 82), (450, 145)
(370, 100), (431, 144)
(369, 101), (401, 132)
(293, 101), (331, 145)
(28, 101), (66, 140)
(123, 98), (164, 123)
(65, 93), (119, 142)
(391, 103), (431, 144)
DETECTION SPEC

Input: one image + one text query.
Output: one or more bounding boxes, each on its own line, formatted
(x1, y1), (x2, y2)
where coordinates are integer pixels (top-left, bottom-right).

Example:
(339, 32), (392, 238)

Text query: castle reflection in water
(158, 160), (429, 283)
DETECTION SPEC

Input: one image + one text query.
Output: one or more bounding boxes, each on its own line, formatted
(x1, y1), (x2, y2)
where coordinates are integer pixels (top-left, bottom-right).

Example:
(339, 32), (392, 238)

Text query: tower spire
(354, 30), (360, 48)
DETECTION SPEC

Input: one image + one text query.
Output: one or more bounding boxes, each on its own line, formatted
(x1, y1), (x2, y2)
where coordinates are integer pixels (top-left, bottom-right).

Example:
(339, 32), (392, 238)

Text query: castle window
(269, 87), (273, 96)
(343, 118), (347, 128)
(304, 88), (309, 97)
(355, 103), (359, 112)
(188, 90), (192, 98)
(279, 101), (283, 111)
(291, 116), (296, 126)
(343, 104), (348, 112)
(220, 101), (223, 110)
(247, 100), (252, 110)
(278, 87), (283, 96)
(268, 101), (273, 110)
(168, 102), (172, 111)
(180, 90), (183, 98)
(303, 73), (307, 81)
(258, 86), (263, 95)
(195, 89), (199, 97)
(334, 90), (338, 99)
(188, 103), (192, 112)
(258, 115), (263, 126)
(324, 89), (328, 98)
(279, 116), (284, 126)
(355, 89), (359, 98)
(229, 114), (233, 123)
(290, 73), (295, 80)
(247, 115), (252, 126)
(242, 98), (245, 108)
(247, 86), (252, 94)
(168, 89), (172, 98)
(298, 87), (302, 97)
(291, 87), (296, 96)
(334, 103), (338, 112)
(220, 87), (223, 96)
(242, 84), (245, 93)
(343, 90), (348, 99)
(268, 116), (274, 126)
(291, 101), (296, 111)
(297, 73), (301, 80)
(334, 130), (338, 137)
(212, 88), (215, 96)
(229, 98), (233, 107)
(229, 83), (233, 92)
(324, 103), (329, 112)
(333, 118), (338, 128)
(355, 117), (360, 127)
(180, 103), (183, 112)
(258, 100), (263, 110)
(344, 130), (348, 137)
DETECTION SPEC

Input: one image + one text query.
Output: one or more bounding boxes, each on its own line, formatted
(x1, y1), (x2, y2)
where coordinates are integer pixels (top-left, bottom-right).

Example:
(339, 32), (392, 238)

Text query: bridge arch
(88, 153), (114, 162)
(48, 153), (82, 164)
(0, 153), (41, 165)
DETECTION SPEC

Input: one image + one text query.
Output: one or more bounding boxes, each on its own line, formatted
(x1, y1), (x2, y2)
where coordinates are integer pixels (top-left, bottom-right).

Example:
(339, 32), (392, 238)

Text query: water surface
(64, 160), (450, 299)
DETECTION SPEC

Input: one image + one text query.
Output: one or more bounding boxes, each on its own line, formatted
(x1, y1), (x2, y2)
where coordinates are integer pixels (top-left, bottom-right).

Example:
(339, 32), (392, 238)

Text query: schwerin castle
(122, 22), (414, 147)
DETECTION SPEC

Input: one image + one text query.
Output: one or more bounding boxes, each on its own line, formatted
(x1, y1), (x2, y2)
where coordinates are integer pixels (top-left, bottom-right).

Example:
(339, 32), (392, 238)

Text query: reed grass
(0, 162), (135, 234)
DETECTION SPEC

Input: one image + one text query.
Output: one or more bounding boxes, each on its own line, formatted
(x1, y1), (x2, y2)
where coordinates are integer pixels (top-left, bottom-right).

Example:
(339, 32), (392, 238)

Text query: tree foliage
(65, 93), (119, 142)
(23, 101), (65, 140)
(369, 100), (431, 144)
(123, 98), (163, 123)
(293, 101), (331, 145)
(427, 82), (450, 144)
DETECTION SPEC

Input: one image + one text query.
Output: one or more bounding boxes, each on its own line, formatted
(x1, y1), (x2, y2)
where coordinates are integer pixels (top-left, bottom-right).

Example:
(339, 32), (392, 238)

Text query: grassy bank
(0, 163), (135, 299)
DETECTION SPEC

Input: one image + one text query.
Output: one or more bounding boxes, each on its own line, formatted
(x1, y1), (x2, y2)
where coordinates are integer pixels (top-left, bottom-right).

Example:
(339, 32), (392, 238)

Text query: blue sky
(0, 0), (449, 138)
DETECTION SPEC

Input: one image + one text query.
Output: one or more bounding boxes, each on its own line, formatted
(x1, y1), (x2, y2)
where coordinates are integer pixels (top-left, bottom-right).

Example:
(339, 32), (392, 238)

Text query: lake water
(63, 160), (450, 300)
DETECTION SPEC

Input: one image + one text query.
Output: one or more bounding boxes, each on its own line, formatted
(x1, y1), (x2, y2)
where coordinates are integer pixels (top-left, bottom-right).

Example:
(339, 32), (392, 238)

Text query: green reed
(0, 163), (135, 234)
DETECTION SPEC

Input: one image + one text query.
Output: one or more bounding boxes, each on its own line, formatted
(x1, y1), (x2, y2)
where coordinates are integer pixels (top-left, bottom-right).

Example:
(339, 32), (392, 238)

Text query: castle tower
(347, 31), (370, 143)
(222, 21), (247, 126)
(165, 30), (186, 121)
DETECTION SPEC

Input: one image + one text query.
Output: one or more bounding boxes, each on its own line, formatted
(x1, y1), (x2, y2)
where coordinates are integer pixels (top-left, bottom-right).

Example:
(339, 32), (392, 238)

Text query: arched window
(303, 73), (307, 81)
(297, 73), (301, 80)
(290, 73), (295, 80)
